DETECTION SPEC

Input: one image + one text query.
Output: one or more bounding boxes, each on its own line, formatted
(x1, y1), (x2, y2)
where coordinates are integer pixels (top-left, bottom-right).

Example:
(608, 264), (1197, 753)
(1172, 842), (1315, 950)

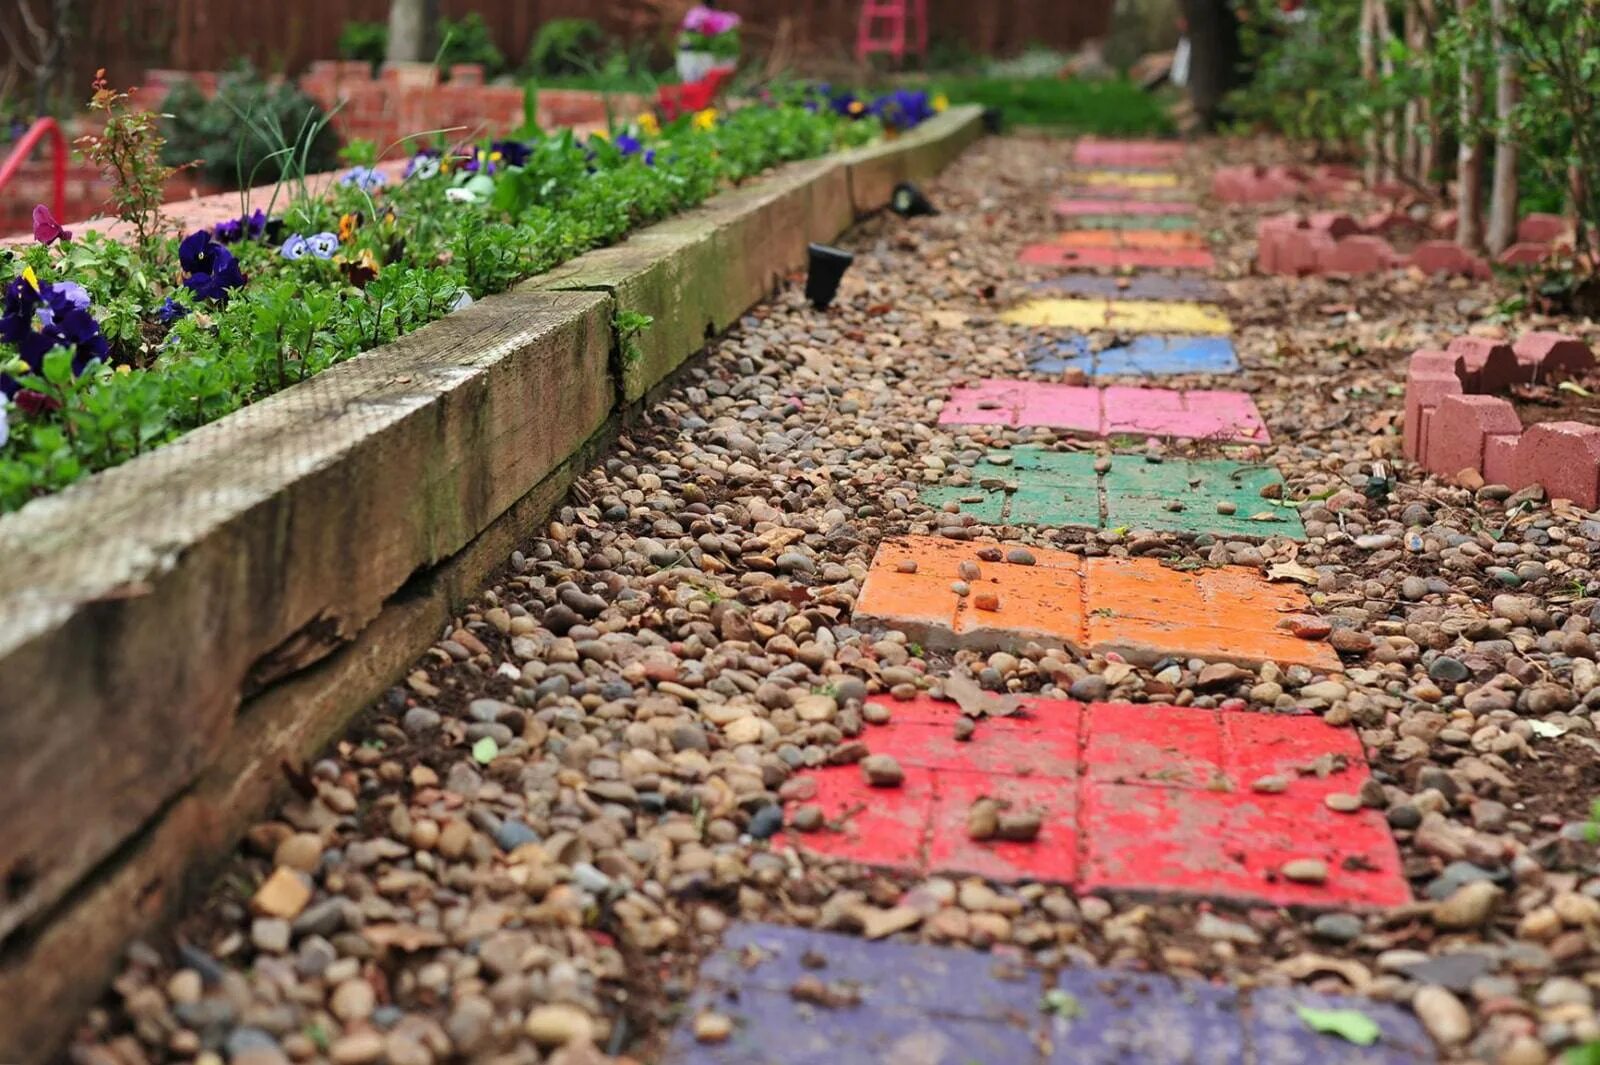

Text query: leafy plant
(614, 309), (654, 365)
(337, 20), (389, 69)
(75, 71), (188, 248)
(527, 18), (606, 77)
(159, 66), (340, 193)
(437, 13), (506, 78)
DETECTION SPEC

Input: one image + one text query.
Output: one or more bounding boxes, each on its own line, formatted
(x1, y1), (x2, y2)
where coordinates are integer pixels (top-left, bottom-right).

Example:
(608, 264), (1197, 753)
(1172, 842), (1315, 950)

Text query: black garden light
(805, 243), (854, 309)
(890, 181), (938, 218)
(982, 106), (1004, 134)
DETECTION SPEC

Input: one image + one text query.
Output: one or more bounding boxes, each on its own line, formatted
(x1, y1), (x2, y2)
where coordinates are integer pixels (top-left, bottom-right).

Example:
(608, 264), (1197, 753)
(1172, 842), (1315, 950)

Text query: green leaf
(472, 736), (499, 764)
(1296, 1006), (1381, 1047)
(1559, 380), (1593, 397)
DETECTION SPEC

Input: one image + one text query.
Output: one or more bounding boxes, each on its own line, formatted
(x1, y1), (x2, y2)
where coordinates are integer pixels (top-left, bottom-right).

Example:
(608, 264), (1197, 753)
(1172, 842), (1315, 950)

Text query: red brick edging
(1403, 332), (1600, 506)
(1211, 162), (1360, 205)
(1257, 209), (1567, 278)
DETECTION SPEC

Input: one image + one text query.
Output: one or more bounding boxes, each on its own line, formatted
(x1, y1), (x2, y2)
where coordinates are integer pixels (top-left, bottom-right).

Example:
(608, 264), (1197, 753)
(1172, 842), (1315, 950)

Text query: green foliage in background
(159, 66), (341, 192)
(932, 76), (1173, 135)
(527, 18), (607, 78)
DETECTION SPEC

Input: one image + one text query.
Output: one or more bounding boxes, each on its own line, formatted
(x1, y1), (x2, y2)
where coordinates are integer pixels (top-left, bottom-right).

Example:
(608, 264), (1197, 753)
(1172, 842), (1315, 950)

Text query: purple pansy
(32, 204), (71, 245)
(491, 139), (532, 168)
(405, 150), (441, 180)
(179, 230), (247, 304)
(212, 208), (269, 245)
(0, 273), (110, 398)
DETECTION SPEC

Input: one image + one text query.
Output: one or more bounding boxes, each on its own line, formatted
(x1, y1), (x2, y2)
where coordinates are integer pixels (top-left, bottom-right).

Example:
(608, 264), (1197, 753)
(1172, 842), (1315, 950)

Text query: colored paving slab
(1026, 334), (1241, 377)
(920, 448), (1301, 539)
(1067, 213), (1201, 231)
(667, 924), (1434, 1063)
(1002, 298), (1232, 334)
(1061, 183), (1192, 202)
(783, 695), (1405, 908)
(1078, 169), (1182, 189)
(1054, 229), (1208, 249)
(855, 537), (1337, 669)
(938, 380), (1268, 443)
(1074, 139), (1188, 168)
(1029, 273), (1224, 302)
(1056, 198), (1195, 218)
(1019, 243), (1217, 271)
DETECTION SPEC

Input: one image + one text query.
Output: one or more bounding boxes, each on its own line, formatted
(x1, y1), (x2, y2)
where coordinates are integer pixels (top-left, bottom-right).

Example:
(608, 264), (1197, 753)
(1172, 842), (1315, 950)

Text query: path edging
(0, 104), (983, 1062)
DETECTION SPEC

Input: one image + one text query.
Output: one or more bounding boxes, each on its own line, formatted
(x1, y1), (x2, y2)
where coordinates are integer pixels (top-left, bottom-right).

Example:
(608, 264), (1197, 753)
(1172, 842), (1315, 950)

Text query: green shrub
(159, 66), (340, 192)
(528, 18), (606, 77)
(438, 13), (506, 78)
(337, 20), (388, 69)
(933, 76), (1173, 135)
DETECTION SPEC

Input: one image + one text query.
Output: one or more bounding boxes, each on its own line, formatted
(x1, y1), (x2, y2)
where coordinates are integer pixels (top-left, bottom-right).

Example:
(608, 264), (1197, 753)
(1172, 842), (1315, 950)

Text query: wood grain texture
(0, 289), (614, 945)
(844, 107), (986, 218)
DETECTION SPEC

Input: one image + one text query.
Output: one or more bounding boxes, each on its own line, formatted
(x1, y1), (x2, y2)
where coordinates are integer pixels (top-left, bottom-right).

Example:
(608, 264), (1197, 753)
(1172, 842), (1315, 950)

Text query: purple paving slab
(1043, 968), (1245, 1065)
(669, 925), (1439, 1065)
(663, 988), (1042, 1065)
(1248, 987), (1436, 1064)
(1030, 274), (1224, 302)
(695, 923), (1044, 1020)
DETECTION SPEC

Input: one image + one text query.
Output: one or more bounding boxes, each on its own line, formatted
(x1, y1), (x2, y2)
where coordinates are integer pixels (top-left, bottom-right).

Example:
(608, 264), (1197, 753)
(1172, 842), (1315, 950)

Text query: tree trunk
(1455, 0), (1484, 249)
(386, 0), (438, 63)
(1179, 0), (1241, 130)
(1360, 0), (1380, 184)
(1376, 0), (1398, 182)
(1403, 0), (1422, 181)
(1485, 0), (1518, 254)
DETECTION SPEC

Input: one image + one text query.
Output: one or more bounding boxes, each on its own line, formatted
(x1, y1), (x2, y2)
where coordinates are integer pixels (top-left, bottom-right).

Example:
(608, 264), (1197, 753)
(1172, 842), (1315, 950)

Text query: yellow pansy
(933, 93), (949, 112)
(848, 100), (865, 115)
(591, 128), (610, 142)
(638, 112), (660, 136)
(692, 108), (718, 131)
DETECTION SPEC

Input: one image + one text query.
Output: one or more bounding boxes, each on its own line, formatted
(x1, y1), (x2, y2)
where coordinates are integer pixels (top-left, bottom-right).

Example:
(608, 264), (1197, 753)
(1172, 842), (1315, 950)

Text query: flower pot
(805, 243), (853, 309)
(891, 181), (938, 218)
(676, 49), (718, 83)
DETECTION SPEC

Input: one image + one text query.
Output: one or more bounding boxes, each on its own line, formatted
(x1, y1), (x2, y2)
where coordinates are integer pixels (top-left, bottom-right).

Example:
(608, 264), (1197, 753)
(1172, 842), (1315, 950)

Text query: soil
(1508, 376), (1600, 428)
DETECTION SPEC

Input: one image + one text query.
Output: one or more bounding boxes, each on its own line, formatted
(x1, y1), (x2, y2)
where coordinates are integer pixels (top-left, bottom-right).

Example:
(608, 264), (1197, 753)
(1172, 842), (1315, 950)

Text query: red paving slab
(1073, 140), (1187, 168)
(787, 695), (1408, 909)
(1055, 198), (1194, 217)
(855, 536), (1339, 669)
(1019, 243), (1217, 271)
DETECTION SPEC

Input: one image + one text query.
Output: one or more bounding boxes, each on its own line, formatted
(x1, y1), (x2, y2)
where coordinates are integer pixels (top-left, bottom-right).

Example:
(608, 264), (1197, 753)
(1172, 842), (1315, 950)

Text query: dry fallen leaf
(1267, 561), (1321, 585)
(939, 671), (1024, 717)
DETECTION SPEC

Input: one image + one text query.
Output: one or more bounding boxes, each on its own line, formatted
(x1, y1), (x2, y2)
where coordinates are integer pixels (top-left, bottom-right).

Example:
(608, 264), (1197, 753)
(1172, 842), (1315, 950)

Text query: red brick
(1307, 211), (1361, 239)
(1411, 240), (1490, 278)
(1424, 394), (1521, 477)
(1498, 242), (1552, 267)
(1447, 336), (1518, 391)
(1514, 332), (1595, 382)
(448, 64), (485, 86)
(1483, 433), (1520, 487)
(1515, 422), (1600, 508)
(1517, 213), (1568, 243)
(1403, 357), (1466, 461)
(1316, 235), (1394, 275)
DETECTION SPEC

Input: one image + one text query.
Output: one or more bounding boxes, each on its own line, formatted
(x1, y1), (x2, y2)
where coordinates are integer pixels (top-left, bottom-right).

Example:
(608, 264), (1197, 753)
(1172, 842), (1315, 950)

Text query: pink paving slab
(786, 696), (1409, 910)
(1056, 198), (1194, 217)
(1019, 243), (1217, 271)
(939, 380), (1270, 444)
(1073, 140), (1186, 167)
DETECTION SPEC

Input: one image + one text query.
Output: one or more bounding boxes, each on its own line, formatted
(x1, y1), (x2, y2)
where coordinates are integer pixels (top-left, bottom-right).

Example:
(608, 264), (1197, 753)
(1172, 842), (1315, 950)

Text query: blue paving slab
(666, 924), (1438, 1065)
(1027, 335), (1239, 376)
(1030, 274), (1224, 302)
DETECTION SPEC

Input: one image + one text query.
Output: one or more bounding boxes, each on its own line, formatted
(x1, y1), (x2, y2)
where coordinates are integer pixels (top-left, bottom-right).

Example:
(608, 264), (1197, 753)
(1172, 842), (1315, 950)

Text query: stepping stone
(783, 694), (1404, 908)
(669, 923), (1434, 1063)
(1074, 138), (1187, 167)
(1069, 213), (1200, 231)
(1019, 243), (1217, 270)
(1056, 198), (1194, 217)
(938, 381), (1268, 443)
(1029, 273), (1223, 302)
(1026, 334), (1238, 376)
(920, 448), (1301, 539)
(1055, 229), (1208, 249)
(1003, 298), (1231, 334)
(854, 536), (1337, 669)
(1078, 169), (1181, 189)
(1062, 183), (1193, 202)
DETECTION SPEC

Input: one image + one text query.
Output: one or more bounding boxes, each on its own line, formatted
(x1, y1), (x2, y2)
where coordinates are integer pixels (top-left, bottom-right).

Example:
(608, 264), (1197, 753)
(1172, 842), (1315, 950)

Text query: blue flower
(616, 133), (643, 157)
(178, 230), (246, 304)
(212, 208), (269, 245)
(405, 151), (441, 180)
(280, 234), (309, 260)
(157, 296), (189, 324)
(0, 272), (110, 398)
(491, 139), (531, 167)
(339, 166), (387, 192)
(305, 232), (339, 259)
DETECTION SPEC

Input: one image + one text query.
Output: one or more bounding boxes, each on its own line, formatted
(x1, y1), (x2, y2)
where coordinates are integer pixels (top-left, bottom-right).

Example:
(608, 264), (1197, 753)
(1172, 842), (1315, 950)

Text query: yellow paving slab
(1079, 170), (1182, 189)
(1001, 298), (1233, 335)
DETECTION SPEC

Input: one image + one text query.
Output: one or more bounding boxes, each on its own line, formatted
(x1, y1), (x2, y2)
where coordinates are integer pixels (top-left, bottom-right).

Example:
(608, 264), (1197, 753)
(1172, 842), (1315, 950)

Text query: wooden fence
(6, 0), (1113, 100)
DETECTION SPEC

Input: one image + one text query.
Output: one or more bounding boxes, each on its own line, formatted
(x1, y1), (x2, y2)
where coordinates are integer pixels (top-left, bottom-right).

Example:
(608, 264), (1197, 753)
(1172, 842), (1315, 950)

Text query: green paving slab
(921, 449), (1305, 539)
(1070, 214), (1198, 231)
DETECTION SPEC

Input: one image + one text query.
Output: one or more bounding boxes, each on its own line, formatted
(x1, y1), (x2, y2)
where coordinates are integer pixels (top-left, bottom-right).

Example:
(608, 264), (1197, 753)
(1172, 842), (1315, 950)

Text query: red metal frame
(855, 0), (930, 64)
(0, 118), (68, 224)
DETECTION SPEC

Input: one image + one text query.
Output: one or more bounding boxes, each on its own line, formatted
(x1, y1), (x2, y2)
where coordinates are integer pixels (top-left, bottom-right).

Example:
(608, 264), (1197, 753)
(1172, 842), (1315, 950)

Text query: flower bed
(1402, 332), (1600, 506)
(0, 86), (948, 514)
(0, 97), (983, 1060)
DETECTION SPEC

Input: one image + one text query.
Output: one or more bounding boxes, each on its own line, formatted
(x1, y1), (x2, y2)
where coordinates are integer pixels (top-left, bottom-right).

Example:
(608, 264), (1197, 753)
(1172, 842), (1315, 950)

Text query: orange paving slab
(854, 536), (1339, 669)
(1054, 229), (1208, 250)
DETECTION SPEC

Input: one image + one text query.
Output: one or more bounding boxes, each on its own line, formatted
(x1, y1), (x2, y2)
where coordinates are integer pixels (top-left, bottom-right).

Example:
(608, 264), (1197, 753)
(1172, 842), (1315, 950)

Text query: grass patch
(930, 76), (1174, 136)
